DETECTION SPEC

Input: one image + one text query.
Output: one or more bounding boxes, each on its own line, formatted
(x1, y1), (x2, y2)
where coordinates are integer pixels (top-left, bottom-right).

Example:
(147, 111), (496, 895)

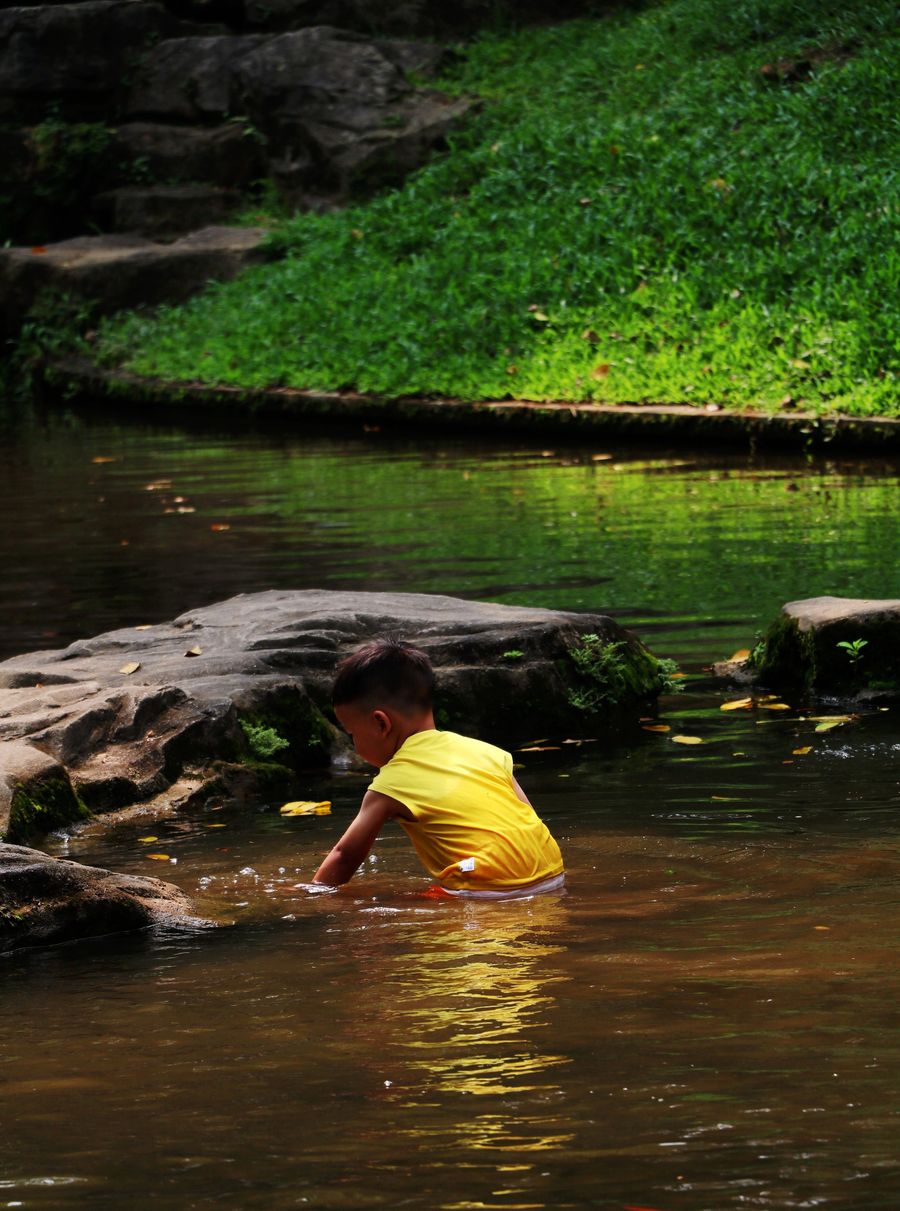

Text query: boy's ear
(372, 709), (392, 734)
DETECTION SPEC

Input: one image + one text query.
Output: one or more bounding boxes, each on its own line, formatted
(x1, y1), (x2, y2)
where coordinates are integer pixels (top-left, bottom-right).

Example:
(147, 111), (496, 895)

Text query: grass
(94, 0), (900, 416)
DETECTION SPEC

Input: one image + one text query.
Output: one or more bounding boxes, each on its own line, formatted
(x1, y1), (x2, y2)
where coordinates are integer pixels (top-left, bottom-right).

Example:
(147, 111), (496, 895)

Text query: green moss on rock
(6, 774), (92, 844)
(566, 633), (679, 714)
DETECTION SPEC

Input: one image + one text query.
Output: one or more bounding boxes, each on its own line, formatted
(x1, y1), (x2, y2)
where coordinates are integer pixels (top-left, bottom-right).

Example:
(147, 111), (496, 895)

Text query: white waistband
(440, 872), (566, 900)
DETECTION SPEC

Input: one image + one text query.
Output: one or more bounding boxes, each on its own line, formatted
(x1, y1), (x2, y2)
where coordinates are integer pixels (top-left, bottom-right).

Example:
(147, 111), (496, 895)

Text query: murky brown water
(2, 406), (899, 1208)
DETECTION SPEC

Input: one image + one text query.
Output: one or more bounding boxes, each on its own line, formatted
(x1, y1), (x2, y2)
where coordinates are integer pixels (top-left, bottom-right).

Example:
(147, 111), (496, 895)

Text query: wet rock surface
(0, 590), (668, 842)
(719, 596), (900, 700)
(0, 842), (205, 954)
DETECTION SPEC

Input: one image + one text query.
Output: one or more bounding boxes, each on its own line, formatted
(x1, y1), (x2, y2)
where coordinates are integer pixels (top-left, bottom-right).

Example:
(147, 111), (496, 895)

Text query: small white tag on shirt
(458, 857), (476, 873)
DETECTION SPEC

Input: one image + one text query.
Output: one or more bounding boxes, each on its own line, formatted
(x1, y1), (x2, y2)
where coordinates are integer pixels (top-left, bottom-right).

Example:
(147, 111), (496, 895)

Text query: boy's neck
(391, 708), (437, 754)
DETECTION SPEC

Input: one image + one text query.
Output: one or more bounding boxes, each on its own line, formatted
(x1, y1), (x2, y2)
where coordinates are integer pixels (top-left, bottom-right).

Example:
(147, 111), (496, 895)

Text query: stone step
(0, 225), (270, 333)
(92, 184), (244, 239)
(111, 121), (266, 188)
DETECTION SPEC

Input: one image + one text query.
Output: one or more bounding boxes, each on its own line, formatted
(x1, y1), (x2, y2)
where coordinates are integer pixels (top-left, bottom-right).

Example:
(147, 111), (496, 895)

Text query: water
(2, 403), (900, 1209)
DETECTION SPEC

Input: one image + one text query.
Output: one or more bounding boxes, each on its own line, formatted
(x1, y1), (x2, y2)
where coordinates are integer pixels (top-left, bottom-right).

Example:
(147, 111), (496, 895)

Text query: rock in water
(0, 589), (672, 842)
(724, 596), (900, 699)
(0, 842), (204, 954)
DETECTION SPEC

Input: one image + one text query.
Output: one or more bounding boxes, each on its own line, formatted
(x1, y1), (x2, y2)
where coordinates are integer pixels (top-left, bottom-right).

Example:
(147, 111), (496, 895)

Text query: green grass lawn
(95, 0), (900, 416)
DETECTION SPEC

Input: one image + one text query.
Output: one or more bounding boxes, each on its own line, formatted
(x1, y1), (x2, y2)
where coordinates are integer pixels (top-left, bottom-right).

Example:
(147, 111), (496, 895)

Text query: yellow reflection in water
(385, 898), (572, 1098)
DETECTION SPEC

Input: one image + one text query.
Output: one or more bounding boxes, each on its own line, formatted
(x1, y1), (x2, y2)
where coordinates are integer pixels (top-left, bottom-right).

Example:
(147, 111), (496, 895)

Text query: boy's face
(334, 701), (395, 768)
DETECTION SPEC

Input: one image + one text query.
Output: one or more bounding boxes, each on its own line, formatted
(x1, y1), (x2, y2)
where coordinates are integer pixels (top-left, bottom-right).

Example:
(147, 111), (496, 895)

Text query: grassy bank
(95, 0), (899, 416)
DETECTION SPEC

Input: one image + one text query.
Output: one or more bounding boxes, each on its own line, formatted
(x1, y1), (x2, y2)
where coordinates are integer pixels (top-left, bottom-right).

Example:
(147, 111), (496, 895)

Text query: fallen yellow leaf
(760, 702), (791, 711)
(721, 698), (753, 711)
(642, 723), (671, 733)
(280, 800), (332, 817)
(206, 823), (226, 829)
(119, 661), (141, 675)
(146, 853), (171, 861)
(672, 735), (704, 745)
(518, 745), (562, 752)
(727, 649), (751, 662)
(793, 746), (813, 756)
(813, 715), (852, 733)
(137, 836), (158, 843)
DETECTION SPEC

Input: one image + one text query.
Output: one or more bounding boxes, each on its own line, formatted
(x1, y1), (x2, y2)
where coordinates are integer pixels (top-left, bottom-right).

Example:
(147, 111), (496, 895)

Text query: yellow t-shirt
(369, 730), (564, 890)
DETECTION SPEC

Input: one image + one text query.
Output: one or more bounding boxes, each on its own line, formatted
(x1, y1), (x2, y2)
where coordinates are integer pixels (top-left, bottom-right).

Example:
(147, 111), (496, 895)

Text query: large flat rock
(0, 842), (206, 954)
(0, 590), (671, 842)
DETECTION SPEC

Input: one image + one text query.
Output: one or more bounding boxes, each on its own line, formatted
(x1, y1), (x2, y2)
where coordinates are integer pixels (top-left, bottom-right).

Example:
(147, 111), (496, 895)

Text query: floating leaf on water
(146, 853), (171, 861)
(280, 800), (332, 817)
(793, 746), (813, 756)
(206, 823), (226, 829)
(760, 702), (791, 711)
(720, 698), (753, 711)
(814, 925), (831, 931)
(672, 735), (704, 745)
(642, 724), (671, 733)
(91, 456), (117, 464)
(518, 745), (561, 752)
(812, 715), (853, 732)
(184, 646), (203, 657)
(118, 661), (141, 675)
(138, 836), (158, 843)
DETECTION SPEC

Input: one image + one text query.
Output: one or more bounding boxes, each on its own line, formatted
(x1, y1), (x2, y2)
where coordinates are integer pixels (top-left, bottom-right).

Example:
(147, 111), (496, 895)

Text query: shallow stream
(2, 405), (899, 1209)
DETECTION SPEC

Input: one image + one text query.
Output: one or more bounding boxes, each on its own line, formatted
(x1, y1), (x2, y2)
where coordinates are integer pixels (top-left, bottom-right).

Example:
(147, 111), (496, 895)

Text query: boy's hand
(312, 791), (413, 886)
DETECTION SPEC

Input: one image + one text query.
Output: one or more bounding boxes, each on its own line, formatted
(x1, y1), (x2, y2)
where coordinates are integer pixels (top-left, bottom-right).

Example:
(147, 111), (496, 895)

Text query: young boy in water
(313, 638), (565, 897)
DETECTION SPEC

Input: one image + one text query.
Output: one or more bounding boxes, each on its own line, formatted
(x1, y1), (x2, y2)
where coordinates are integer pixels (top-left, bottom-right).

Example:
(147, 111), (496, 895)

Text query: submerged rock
(722, 596), (900, 700)
(0, 842), (204, 954)
(0, 589), (673, 842)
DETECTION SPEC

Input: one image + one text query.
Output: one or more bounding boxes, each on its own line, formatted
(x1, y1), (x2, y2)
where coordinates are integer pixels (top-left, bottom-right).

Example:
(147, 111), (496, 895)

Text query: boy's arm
(313, 790), (413, 886)
(512, 776), (533, 806)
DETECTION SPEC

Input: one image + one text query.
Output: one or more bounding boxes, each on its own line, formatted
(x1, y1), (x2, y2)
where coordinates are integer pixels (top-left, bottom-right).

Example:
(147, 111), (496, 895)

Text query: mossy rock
(236, 685), (335, 770)
(750, 596), (900, 699)
(6, 773), (92, 846)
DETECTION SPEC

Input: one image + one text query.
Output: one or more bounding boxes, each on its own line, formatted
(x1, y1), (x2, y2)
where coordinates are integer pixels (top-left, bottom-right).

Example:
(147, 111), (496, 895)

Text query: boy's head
(332, 638), (435, 766)
(332, 637), (434, 713)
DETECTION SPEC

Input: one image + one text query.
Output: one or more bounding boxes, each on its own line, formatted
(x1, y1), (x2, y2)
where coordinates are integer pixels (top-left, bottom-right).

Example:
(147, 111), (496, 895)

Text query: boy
(313, 637), (565, 897)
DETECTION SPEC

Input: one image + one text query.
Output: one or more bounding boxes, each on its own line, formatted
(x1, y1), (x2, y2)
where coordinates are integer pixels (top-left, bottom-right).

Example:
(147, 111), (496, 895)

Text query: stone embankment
(0, 589), (671, 845)
(0, 0), (475, 329)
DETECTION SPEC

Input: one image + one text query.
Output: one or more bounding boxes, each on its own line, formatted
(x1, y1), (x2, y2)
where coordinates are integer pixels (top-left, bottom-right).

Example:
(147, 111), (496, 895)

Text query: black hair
(332, 637), (435, 713)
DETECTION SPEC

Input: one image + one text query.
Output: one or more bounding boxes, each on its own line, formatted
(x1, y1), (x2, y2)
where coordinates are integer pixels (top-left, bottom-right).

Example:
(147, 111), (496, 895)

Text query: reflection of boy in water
(313, 638), (565, 897)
